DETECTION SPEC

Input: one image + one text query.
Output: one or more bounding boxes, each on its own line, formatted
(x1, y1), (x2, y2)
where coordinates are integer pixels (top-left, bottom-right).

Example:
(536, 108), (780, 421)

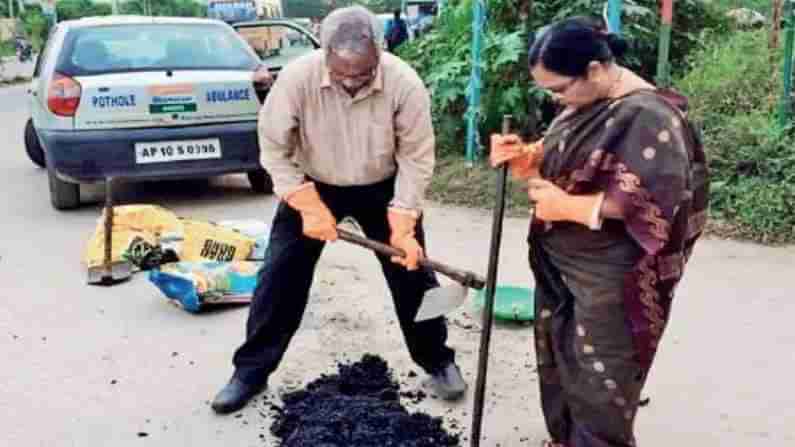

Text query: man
(211, 5), (467, 414)
(386, 9), (409, 52)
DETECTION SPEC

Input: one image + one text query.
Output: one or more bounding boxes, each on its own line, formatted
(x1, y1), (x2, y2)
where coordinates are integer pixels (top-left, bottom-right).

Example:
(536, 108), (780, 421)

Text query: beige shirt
(257, 50), (435, 211)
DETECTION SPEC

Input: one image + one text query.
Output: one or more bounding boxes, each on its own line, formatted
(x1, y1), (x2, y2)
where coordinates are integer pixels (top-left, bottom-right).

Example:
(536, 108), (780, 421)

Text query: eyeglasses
(543, 77), (580, 96)
(328, 66), (376, 83)
(326, 50), (378, 84)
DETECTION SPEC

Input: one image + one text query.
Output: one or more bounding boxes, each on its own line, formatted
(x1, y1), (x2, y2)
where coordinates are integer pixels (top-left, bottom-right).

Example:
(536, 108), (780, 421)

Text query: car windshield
(57, 24), (258, 76)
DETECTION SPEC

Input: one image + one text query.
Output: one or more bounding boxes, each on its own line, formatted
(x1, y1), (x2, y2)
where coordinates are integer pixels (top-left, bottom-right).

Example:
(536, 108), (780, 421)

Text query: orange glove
(490, 134), (544, 179)
(387, 208), (424, 271)
(528, 178), (604, 229)
(284, 183), (338, 241)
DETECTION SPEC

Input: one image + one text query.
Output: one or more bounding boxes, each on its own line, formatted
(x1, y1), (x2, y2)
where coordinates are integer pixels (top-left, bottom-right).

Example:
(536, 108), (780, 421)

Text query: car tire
(247, 169), (274, 194)
(47, 161), (80, 210)
(25, 119), (46, 168)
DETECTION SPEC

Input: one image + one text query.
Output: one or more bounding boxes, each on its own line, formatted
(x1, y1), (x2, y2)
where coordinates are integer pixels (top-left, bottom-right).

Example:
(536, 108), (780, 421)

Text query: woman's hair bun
(605, 33), (629, 58)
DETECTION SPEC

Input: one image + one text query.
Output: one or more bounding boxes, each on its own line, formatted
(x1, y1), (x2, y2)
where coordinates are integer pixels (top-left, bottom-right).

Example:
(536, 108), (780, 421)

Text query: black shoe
(211, 377), (265, 414)
(425, 363), (467, 401)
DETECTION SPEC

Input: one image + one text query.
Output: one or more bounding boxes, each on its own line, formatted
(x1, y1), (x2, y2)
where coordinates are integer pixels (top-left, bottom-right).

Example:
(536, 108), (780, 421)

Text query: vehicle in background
(25, 16), (276, 210)
(406, 0), (438, 38)
(234, 19), (319, 70)
(207, 0), (258, 25)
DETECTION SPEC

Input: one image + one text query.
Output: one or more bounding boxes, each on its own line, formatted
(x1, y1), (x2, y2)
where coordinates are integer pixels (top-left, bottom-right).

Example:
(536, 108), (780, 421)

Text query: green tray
(473, 286), (535, 322)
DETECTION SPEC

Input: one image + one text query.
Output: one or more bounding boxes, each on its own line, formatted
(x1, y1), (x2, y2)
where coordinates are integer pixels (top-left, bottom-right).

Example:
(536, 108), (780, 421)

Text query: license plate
(135, 139), (222, 164)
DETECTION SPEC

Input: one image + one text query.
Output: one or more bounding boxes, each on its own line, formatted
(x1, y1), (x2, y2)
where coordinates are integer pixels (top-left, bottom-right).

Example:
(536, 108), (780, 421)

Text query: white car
(25, 16), (317, 210)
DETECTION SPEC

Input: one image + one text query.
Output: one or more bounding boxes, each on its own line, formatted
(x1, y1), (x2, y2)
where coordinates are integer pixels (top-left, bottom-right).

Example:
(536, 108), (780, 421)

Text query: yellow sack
(84, 205), (183, 269)
(84, 227), (161, 269)
(179, 219), (255, 262)
(83, 205), (256, 270)
(100, 204), (183, 235)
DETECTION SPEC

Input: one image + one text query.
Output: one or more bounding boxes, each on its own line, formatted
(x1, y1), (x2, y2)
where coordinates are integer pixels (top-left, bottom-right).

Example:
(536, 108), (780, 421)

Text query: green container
(474, 286), (534, 322)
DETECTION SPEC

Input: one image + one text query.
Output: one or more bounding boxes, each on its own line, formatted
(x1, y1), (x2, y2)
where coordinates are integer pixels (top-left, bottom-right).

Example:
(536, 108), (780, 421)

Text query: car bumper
(39, 122), (261, 183)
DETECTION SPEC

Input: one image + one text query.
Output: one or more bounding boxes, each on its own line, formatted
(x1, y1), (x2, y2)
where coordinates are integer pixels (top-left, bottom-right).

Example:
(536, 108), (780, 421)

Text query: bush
(0, 40), (15, 57)
(677, 30), (778, 130)
(399, 0), (730, 153)
(712, 0), (771, 15)
(677, 30), (795, 244)
(21, 7), (51, 51)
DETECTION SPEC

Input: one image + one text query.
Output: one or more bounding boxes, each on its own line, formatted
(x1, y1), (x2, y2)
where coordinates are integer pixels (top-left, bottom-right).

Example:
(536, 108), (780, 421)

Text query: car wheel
(247, 169), (274, 194)
(25, 119), (45, 168)
(47, 161), (80, 210)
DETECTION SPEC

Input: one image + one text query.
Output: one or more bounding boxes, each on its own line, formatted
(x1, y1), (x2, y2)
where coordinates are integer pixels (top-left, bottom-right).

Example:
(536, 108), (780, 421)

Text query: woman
(491, 17), (709, 447)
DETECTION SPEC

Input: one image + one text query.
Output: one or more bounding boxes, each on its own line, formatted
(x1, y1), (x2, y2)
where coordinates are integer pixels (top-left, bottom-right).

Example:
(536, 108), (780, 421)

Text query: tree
(20, 6), (51, 50)
(121, 0), (205, 17)
(56, 0), (112, 21)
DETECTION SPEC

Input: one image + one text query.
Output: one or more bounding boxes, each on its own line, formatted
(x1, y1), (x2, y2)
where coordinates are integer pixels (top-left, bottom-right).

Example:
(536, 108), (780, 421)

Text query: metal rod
(470, 115), (512, 447)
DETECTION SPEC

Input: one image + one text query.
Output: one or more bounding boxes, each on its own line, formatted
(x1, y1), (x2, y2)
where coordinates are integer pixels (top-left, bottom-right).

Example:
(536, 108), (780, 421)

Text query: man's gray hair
(320, 6), (384, 56)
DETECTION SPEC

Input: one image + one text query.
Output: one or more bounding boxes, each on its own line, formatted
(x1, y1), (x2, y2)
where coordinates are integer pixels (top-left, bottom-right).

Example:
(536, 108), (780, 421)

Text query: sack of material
(84, 205), (261, 273)
(84, 205), (182, 271)
(148, 261), (263, 313)
(216, 219), (270, 260)
(179, 219), (256, 263)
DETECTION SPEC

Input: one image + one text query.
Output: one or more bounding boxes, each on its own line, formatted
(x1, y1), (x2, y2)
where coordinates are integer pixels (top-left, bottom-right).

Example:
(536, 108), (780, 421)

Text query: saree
(529, 89), (709, 447)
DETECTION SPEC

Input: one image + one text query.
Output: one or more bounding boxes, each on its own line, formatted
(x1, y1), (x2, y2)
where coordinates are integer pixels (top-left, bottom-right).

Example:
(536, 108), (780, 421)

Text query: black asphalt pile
(269, 354), (460, 446)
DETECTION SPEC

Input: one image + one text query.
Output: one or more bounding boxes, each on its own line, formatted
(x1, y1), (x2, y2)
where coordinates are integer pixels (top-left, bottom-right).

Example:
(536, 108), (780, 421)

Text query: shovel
(87, 177), (134, 285)
(334, 228), (485, 322)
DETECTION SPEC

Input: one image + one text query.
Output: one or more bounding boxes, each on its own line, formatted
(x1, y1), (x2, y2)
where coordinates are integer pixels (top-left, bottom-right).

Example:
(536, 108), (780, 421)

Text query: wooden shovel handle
(336, 228), (486, 289)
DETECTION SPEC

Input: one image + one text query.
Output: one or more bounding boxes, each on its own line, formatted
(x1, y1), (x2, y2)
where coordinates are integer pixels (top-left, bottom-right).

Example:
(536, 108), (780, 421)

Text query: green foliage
(57, 0), (112, 21)
(20, 6), (51, 51)
(533, 0), (731, 80)
(399, 0), (730, 155)
(0, 40), (15, 57)
(677, 30), (795, 244)
(398, 0), (536, 156)
(285, 0), (402, 17)
(678, 30), (777, 130)
(121, 0), (205, 17)
(711, 0), (771, 15)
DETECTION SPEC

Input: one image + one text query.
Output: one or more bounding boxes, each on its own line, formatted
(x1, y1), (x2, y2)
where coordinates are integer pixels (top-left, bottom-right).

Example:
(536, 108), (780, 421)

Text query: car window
(57, 24), (259, 76)
(236, 24), (317, 70)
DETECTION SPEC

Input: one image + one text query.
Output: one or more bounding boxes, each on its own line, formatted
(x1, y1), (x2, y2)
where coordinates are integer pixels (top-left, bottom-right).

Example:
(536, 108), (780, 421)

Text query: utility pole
(772, 0), (784, 50)
(656, 0), (674, 88)
(606, 0), (623, 34)
(779, 0), (795, 127)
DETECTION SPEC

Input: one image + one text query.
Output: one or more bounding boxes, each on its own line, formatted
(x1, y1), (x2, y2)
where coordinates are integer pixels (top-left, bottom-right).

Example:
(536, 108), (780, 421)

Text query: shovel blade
(87, 261), (135, 285)
(415, 283), (469, 322)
